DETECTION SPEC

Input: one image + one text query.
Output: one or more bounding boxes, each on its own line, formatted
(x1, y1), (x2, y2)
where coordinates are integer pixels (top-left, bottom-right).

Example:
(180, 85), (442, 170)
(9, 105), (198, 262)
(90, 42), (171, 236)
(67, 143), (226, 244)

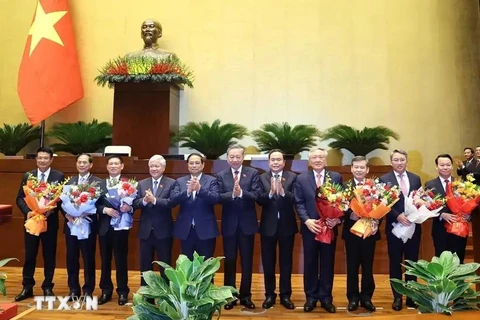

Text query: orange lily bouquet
(315, 175), (350, 244)
(350, 178), (400, 238)
(23, 174), (68, 236)
(445, 174), (480, 237)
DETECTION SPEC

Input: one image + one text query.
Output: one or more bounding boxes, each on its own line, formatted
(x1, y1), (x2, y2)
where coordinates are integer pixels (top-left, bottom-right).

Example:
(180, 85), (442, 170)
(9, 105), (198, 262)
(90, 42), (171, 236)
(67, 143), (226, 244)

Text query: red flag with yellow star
(18, 0), (83, 124)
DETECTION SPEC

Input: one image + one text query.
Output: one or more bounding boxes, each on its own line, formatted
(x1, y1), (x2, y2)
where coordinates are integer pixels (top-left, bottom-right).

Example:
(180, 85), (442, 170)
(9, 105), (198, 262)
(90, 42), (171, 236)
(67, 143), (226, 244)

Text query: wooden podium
(112, 83), (181, 159)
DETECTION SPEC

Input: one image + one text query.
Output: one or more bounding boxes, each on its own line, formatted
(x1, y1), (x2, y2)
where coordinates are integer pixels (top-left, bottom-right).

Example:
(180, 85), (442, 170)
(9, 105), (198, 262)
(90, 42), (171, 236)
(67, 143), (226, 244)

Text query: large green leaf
(0, 258), (18, 268)
(449, 263), (480, 278)
(142, 271), (169, 293)
(0, 123), (41, 155)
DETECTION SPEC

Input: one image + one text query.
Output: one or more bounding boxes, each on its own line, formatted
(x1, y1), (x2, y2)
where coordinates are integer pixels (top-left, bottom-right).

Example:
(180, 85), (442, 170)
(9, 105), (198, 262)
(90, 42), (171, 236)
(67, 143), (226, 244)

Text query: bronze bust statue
(126, 19), (175, 60)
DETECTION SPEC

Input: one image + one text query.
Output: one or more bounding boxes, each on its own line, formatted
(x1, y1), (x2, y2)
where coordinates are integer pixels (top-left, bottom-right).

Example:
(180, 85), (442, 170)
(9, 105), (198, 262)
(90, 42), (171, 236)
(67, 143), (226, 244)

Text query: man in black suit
(217, 145), (262, 310)
(455, 147), (475, 180)
(342, 156), (377, 312)
(257, 149), (297, 310)
(15, 147), (65, 301)
(97, 155), (133, 306)
(294, 147), (342, 313)
(426, 154), (469, 263)
(380, 149), (422, 311)
(63, 153), (102, 300)
(171, 153), (219, 259)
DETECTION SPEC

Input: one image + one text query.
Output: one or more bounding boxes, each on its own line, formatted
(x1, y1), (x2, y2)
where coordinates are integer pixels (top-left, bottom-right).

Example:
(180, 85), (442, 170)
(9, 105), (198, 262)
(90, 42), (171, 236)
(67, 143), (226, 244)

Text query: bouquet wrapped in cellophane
(350, 178), (400, 239)
(105, 177), (138, 229)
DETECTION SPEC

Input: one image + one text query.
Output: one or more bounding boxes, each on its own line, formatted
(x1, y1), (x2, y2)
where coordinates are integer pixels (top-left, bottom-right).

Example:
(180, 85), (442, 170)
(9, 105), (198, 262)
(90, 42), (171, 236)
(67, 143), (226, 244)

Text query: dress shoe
(347, 300), (359, 311)
(67, 292), (81, 302)
(321, 301), (337, 313)
(240, 299), (255, 309)
(262, 296), (275, 309)
(280, 297), (295, 310)
(118, 294), (128, 306)
(15, 288), (33, 302)
(98, 293), (112, 305)
(392, 297), (403, 311)
(83, 292), (93, 299)
(224, 301), (237, 310)
(406, 298), (417, 308)
(43, 288), (55, 296)
(361, 300), (376, 312)
(303, 300), (316, 312)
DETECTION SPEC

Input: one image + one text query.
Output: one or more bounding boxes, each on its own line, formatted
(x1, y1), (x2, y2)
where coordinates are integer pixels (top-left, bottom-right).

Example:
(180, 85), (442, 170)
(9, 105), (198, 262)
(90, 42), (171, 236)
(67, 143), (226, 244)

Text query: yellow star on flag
(28, 1), (68, 56)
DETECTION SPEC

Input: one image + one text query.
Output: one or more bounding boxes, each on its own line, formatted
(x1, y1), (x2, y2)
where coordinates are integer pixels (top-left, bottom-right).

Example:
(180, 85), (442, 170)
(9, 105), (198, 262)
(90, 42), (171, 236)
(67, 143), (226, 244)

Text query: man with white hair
(133, 155), (176, 286)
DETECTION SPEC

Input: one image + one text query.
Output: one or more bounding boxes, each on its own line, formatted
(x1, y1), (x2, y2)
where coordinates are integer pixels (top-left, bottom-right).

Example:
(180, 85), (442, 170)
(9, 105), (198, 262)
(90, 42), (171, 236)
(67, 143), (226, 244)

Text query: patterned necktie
(316, 173), (322, 188)
(444, 179), (450, 191)
(234, 170), (239, 182)
(153, 180), (158, 195)
(40, 172), (46, 182)
(79, 176), (86, 184)
(399, 174), (408, 196)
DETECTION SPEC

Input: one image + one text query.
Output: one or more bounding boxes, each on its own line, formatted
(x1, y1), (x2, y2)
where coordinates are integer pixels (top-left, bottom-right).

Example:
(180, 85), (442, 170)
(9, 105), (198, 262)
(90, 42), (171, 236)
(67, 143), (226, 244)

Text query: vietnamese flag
(17, 0), (83, 124)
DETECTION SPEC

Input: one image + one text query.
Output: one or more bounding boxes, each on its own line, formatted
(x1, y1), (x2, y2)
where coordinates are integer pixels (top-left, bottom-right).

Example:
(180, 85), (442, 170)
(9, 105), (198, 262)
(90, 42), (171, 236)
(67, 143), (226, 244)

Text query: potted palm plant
(172, 119), (248, 159)
(320, 124), (399, 157)
(390, 251), (480, 314)
(251, 122), (321, 159)
(0, 123), (41, 158)
(128, 253), (237, 320)
(47, 119), (112, 155)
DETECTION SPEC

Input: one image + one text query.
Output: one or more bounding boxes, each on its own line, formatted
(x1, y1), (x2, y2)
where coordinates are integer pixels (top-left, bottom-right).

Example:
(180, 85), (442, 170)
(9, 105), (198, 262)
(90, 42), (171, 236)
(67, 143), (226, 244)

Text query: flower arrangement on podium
(60, 182), (102, 240)
(105, 178), (138, 230)
(392, 187), (445, 243)
(314, 175), (350, 244)
(23, 174), (68, 236)
(444, 174), (480, 237)
(350, 178), (400, 238)
(95, 55), (194, 88)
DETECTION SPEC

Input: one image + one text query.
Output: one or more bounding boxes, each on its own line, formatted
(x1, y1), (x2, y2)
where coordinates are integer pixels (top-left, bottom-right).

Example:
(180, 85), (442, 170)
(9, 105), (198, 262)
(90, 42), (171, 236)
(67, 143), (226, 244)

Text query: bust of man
(126, 19), (175, 60)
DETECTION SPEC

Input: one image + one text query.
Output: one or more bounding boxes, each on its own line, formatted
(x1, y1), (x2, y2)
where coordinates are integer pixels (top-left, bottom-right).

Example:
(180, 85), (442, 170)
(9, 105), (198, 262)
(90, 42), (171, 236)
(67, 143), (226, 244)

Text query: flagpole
(40, 120), (45, 147)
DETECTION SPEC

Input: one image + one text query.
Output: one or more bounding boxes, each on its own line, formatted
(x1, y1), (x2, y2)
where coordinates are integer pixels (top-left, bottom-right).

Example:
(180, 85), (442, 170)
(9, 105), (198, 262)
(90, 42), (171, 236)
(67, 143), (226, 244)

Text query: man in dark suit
(97, 155), (133, 306)
(294, 147), (342, 313)
(426, 154), (469, 263)
(63, 153), (102, 300)
(257, 149), (297, 310)
(455, 147), (475, 180)
(217, 145), (262, 310)
(380, 149), (422, 311)
(15, 147), (65, 301)
(132, 155), (175, 286)
(171, 153), (219, 259)
(342, 156), (377, 312)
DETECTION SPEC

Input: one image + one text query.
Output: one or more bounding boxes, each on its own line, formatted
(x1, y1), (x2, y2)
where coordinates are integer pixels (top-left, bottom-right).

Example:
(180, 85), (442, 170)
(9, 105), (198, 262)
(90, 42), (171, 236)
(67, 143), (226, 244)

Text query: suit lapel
(434, 177), (446, 196)
(308, 170), (317, 190)
(155, 179), (165, 197)
(407, 172), (416, 193)
(199, 174), (208, 189)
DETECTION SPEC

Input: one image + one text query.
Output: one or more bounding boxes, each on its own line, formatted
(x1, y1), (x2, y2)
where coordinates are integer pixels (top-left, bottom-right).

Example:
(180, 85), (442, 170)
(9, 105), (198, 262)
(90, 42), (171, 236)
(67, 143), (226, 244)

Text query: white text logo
(34, 296), (98, 310)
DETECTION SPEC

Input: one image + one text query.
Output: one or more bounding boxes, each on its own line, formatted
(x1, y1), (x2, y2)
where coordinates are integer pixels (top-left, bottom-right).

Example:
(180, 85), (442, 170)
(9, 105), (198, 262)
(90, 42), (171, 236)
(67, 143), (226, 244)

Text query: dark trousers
(99, 228), (129, 295)
(139, 231), (173, 286)
(302, 233), (336, 303)
(260, 233), (295, 299)
(65, 229), (96, 295)
(387, 225), (421, 298)
(345, 239), (376, 302)
(223, 231), (255, 300)
(22, 227), (57, 290)
(181, 226), (216, 260)
(433, 232), (468, 264)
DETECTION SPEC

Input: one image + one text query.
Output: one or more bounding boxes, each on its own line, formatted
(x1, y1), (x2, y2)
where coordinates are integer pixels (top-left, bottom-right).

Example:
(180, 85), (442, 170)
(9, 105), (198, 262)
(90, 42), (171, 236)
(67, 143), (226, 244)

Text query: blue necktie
(153, 180), (158, 195)
(40, 173), (46, 182)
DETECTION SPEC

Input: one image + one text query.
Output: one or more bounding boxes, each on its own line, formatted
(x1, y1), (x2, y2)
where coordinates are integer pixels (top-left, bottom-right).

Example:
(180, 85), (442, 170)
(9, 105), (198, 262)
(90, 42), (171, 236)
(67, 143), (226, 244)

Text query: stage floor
(0, 267), (477, 319)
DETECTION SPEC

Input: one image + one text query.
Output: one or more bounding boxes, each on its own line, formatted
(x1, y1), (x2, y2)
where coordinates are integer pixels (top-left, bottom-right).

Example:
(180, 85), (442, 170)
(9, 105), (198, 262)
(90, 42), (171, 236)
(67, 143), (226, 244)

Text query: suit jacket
(16, 168), (65, 231)
(425, 177), (452, 237)
(379, 170), (422, 233)
(216, 166), (262, 237)
(132, 176), (176, 240)
(457, 159), (475, 180)
(294, 170), (343, 236)
(170, 174), (220, 240)
(61, 174), (103, 235)
(257, 170), (298, 236)
(342, 179), (381, 242)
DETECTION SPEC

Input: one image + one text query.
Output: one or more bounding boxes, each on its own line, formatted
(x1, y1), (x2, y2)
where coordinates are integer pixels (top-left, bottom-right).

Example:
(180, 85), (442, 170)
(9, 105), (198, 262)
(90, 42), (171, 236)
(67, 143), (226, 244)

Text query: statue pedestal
(112, 83), (181, 159)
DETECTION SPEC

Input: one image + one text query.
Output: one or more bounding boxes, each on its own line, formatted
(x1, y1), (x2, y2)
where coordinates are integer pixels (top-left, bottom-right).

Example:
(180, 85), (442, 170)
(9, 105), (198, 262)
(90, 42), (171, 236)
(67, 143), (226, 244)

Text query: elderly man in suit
(380, 149), (422, 311)
(426, 154), (469, 263)
(63, 153), (102, 300)
(217, 144), (262, 310)
(257, 149), (297, 310)
(15, 147), (65, 301)
(342, 156), (377, 312)
(171, 153), (219, 259)
(133, 155), (175, 285)
(294, 147), (342, 313)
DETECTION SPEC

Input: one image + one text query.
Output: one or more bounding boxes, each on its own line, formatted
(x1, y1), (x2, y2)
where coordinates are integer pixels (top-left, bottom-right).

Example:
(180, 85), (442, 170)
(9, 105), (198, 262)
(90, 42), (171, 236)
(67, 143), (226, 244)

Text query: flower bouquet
(23, 174), (67, 236)
(350, 178), (400, 238)
(60, 181), (102, 240)
(445, 174), (480, 237)
(105, 177), (138, 229)
(315, 176), (350, 244)
(392, 187), (445, 243)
